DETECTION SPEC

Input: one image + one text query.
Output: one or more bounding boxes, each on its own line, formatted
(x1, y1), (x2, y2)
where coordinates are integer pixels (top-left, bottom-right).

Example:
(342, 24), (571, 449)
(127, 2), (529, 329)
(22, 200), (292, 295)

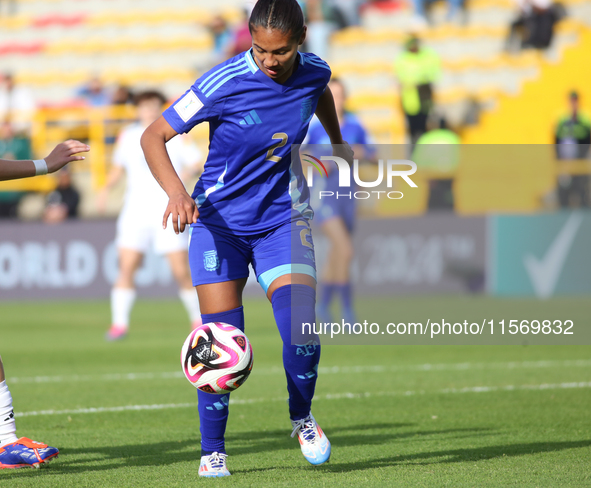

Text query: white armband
(33, 159), (48, 176)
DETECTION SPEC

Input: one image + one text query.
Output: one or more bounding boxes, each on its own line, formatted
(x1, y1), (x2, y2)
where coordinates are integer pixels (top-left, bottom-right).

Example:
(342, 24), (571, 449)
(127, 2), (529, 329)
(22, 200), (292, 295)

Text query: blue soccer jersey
(305, 112), (371, 192)
(306, 112), (369, 147)
(163, 49), (331, 235)
(305, 112), (372, 231)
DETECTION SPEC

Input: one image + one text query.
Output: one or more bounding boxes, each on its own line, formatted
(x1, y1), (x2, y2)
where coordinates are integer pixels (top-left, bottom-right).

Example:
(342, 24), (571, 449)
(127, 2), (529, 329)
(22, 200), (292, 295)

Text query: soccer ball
(181, 322), (253, 394)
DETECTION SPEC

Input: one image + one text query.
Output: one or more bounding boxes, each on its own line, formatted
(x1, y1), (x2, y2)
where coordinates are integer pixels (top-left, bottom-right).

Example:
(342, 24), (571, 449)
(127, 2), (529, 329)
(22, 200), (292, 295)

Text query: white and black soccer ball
(181, 322), (253, 394)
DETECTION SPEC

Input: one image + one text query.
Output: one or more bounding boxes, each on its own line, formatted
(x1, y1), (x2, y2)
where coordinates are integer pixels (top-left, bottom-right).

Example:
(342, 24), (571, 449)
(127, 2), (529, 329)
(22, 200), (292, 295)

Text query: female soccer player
(141, 0), (352, 477)
(0, 139), (89, 469)
(98, 91), (203, 341)
(305, 78), (373, 325)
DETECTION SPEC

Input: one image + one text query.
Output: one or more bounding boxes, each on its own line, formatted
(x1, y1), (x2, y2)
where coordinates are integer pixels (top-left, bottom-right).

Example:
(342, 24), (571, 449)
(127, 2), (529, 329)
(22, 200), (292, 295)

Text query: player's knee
(337, 240), (354, 263)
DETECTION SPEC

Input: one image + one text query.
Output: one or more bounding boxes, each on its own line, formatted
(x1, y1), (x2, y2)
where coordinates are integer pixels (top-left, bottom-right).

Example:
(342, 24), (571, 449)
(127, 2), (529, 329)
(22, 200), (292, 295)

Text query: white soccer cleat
(198, 452), (231, 477)
(290, 413), (331, 465)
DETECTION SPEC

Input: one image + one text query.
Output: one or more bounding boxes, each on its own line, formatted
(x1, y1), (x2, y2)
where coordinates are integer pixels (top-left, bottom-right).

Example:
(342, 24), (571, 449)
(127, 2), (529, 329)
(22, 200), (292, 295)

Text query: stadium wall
(0, 212), (589, 300)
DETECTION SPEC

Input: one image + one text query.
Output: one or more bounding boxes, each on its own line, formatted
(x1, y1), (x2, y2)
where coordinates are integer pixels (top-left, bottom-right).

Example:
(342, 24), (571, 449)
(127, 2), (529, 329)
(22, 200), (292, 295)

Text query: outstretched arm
(0, 140), (89, 182)
(314, 86), (354, 161)
(315, 86), (343, 144)
(140, 116), (198, 234)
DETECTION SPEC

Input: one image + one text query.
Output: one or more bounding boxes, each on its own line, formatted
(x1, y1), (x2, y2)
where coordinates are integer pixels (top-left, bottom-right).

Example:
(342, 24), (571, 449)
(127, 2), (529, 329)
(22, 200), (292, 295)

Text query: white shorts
(116, 205), (188, 255)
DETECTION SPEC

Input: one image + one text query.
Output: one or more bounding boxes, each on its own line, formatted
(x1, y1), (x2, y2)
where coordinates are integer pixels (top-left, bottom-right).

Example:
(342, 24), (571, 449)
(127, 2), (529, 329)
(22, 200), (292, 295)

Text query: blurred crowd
(0, 0), (587, 221)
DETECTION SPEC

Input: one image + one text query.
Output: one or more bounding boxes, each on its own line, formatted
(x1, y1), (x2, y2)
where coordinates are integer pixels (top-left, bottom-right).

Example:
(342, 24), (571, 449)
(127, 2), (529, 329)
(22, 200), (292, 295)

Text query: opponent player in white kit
(98, 91), (203, 341)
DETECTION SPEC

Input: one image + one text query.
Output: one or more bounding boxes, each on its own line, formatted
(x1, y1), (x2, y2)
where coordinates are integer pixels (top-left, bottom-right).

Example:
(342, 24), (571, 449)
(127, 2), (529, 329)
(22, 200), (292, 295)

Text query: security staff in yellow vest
(554, 91), (591, 207)
(412, 118), (460, 210)
(394, 35), (440, 145)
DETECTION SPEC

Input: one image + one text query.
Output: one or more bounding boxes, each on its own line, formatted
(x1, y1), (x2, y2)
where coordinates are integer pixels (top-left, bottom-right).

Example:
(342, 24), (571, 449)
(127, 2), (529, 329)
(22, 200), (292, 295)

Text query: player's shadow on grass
(0, 421), (419, 478)
(315, 439), (591, 473)
(225, 424), (493, 456)
(224, 421), (419, 455)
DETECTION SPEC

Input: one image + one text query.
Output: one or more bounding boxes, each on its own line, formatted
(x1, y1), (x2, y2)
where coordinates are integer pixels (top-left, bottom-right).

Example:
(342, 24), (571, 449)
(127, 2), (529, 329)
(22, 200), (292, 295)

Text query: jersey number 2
(266, 133), (288, 162)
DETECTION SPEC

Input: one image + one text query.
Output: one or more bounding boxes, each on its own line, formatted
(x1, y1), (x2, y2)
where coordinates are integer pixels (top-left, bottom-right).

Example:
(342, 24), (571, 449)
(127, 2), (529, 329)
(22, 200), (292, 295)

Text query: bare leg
(114, 248), (144, 289)
(168, 250), (201, 325)
(196, 278), (248, 314)
(320, 217), (353, 284)
(166, 250), (193, 290)
(267, 273), (316, 301)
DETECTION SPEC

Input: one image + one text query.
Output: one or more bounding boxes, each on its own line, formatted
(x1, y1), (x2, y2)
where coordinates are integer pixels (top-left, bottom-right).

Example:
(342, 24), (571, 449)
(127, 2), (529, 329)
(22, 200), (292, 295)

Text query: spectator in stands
(330, 0), (365, 27)
(411, 0), (464, 25)
(0, 0), (16, 17)
(303, 0), (330, 59)
(506, 0), (566, 51)
(0, 120), (30, 218)
(412, 117), (460, 210)
(76, 77), (111, 107)
(0, 73), (35, 134)
(43, 168), (80, 223)
(228, 9), (253, 58)
(208, 15), (233, 65)
(554, 91), (590, 208)
(394, 35), (440, 145)
(0, 120), (29, 161)
(301, 0), (350, 58)
(111, 85), (134, 106)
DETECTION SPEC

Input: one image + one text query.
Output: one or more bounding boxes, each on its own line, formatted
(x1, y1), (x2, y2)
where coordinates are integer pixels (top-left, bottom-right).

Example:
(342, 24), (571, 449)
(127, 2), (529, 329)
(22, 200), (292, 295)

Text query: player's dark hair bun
(248, 0), (305, 41)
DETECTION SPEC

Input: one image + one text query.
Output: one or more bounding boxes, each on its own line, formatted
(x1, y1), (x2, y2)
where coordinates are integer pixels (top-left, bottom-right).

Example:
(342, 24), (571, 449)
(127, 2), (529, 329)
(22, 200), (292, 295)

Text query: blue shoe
(291, 413), (331, 465)
(199, 452), (230, 477)
(0, 437), (59, 469)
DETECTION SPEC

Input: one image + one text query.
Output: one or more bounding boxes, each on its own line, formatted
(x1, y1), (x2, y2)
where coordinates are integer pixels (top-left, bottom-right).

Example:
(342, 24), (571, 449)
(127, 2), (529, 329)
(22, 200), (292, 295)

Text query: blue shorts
(314, 195), (356, 232)
(311, 172), (356, 232)
(188, 218), (317, 293)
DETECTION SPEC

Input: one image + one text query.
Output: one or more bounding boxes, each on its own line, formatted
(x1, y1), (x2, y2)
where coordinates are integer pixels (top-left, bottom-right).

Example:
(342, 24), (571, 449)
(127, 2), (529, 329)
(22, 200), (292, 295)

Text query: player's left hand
(163, 191), (199, 234)
(332, 141), (354, 164)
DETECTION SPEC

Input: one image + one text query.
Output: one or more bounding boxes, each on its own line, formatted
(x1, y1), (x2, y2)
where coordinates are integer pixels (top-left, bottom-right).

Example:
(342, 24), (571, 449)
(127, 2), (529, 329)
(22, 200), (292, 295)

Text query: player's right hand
(163, 191), (199, 234)
(45, 140), (90, 174)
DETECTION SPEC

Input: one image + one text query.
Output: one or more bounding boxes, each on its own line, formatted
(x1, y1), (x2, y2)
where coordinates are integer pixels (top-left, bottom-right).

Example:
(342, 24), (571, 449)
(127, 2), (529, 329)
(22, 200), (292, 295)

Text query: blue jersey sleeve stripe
(198, 56), (248, 91)
(204, 66), (252, 98)
(200, 60), (247, 94)
(244, 50), (259, 73)
(305, 58), (331, 71)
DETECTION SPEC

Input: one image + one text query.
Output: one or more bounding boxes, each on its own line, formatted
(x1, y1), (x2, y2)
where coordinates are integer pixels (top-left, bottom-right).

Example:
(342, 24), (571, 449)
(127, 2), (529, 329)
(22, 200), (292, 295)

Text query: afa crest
(203, 250), (220, 271)
(300, 99), (313, 123)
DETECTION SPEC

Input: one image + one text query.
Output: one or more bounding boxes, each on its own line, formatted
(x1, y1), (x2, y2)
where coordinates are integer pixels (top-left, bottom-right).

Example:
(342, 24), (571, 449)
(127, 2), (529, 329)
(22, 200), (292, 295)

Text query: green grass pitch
(0, 296), (590, 487)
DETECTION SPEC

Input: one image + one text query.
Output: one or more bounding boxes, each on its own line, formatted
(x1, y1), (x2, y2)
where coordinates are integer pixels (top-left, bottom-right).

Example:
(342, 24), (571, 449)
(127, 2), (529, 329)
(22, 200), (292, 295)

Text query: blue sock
(337, 283), (354, 318)
(198, 306), (244, 456)
(318, 283), (335, 309)
(272, 284), (320, 421)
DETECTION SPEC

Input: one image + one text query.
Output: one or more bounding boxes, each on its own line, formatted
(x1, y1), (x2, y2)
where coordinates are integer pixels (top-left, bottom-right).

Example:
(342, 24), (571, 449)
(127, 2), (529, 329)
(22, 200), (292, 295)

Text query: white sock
(0, 381), (18, 447)
(111, 288), (136, 329)
(179, 288), (201, 323)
